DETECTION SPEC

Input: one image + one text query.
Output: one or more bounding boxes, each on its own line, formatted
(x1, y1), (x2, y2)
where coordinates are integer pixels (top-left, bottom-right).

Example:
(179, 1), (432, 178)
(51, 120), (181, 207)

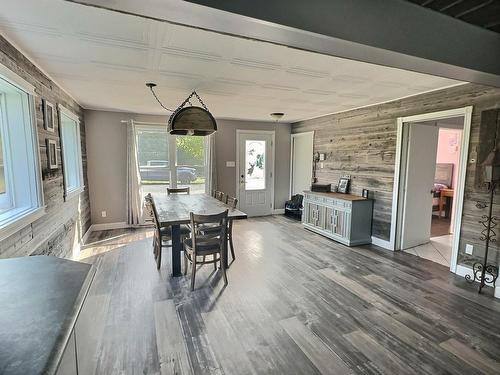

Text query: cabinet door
(325, 207), (349, 238)
(305, 202), (323, 227)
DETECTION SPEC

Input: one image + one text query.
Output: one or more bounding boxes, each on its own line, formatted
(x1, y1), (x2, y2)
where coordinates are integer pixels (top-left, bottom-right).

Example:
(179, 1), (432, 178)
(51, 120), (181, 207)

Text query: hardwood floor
(77, 216), (500, 375)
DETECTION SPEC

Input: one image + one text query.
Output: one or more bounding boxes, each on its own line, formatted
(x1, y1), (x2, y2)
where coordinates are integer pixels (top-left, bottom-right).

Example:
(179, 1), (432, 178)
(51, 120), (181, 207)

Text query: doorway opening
(392, 107), (472, 272)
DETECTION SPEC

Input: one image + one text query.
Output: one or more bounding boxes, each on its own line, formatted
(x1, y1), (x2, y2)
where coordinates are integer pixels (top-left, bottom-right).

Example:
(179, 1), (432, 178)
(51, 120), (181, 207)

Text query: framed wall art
(46, 139), (58, 170)
(43, 99), (56, 132)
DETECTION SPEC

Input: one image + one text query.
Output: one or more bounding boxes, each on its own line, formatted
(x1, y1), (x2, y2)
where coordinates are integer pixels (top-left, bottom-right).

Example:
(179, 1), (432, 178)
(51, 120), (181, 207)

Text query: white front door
(237, 131), (274, 217)
(291, 132), (313, 196)
(400, 122), (439, 249)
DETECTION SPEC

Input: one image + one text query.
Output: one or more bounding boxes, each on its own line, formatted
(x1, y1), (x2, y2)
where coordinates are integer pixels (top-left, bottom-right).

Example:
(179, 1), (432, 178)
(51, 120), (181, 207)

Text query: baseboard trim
(455, 264), (500, 299)
(81, 226), (92, 246)
(371, 236), (393, 250)
(273, 209), (285, 215)
(90, 222), (130, 231)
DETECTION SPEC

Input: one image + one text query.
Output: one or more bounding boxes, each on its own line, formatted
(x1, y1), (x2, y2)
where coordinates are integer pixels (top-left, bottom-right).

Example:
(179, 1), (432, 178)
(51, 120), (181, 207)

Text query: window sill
(0, 206), (46, 242)
(65, 186), (85, 201)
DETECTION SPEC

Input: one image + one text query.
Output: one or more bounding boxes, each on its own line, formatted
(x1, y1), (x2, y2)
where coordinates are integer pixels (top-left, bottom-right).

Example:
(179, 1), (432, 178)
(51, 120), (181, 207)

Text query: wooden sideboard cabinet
(303, 191), (373, 246)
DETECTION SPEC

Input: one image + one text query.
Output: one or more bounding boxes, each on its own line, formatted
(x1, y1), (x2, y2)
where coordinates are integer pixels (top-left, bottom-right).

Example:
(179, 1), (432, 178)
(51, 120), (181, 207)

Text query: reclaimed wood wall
(292, 83), (500, 266)
(0, 35), (91, 258)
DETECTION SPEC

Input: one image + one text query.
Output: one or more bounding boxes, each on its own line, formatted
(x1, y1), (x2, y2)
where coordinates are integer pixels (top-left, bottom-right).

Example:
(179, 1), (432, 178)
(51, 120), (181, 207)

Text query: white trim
(89, 222), (130, 231)
(235, 129), (276, 215)
(0, 64), (36, 95)
(0, 207), (46, 242)
(273, 209), (285, 215)
(289, 131), (314, 197)
(65, 186), (85, 201)
(58, 104), (80, 122)
(81, 225), (92, 247)
(391, 107), (473, 273)
(371, 236), (392, 250)
(455, 264), (500, 299)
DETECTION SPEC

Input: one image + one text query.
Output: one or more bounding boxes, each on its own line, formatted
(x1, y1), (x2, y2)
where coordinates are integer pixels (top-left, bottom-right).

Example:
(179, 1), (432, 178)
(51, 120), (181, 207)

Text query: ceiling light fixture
(270, 112), (285, 122)
(146, 83), (217, 136)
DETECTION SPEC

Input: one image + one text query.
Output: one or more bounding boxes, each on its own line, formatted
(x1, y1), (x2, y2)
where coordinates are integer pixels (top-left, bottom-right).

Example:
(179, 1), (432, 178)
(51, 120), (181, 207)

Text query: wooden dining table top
(152, 193), (247, 226)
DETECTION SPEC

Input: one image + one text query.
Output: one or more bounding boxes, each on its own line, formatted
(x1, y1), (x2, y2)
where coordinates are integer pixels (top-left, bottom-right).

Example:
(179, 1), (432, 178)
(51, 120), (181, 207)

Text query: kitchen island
(0, 256), (95, 375)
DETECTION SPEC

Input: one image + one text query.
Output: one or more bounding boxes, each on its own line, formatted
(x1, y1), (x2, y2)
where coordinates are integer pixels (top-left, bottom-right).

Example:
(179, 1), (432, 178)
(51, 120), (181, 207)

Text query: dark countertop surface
(0, 256), (94, 375)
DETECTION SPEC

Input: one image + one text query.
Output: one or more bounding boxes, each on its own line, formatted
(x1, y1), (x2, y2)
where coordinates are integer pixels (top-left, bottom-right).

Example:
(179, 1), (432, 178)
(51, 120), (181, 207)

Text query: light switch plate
(101, 211), (107, 218)
(226, 161), (235, 167)
(465, 244), (473, 255)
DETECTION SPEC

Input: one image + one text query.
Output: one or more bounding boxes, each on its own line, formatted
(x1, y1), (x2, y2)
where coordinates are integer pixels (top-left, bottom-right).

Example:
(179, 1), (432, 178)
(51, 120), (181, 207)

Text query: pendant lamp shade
(168, 106), (217, 136)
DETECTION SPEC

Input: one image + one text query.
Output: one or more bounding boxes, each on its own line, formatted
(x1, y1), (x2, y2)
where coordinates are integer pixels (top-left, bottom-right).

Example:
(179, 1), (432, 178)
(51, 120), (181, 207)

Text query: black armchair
(284, 194), (303, 220)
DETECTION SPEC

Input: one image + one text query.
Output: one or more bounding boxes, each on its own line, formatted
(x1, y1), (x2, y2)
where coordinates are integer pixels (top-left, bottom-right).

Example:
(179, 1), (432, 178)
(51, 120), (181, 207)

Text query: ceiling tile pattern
(0, 0), (463, 121)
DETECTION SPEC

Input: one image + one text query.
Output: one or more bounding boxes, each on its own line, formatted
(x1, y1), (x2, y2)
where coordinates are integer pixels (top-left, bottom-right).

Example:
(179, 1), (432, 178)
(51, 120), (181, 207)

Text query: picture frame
(43, 99), (56, 132)
(46, 139), (58, 170)
(362, 189), (370, 198)
(338, 177), (350, 194)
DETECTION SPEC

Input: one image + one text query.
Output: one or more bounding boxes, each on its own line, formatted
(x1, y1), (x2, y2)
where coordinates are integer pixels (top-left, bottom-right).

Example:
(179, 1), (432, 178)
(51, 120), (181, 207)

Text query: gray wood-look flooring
(77, 216), (500, 375)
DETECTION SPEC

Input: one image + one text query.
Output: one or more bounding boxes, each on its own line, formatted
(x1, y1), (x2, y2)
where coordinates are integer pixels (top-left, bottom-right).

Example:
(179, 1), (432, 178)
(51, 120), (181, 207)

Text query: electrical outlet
(465, 244), (473, 255)
(101, 211), (107, 218)
(320, 162), (324, 169)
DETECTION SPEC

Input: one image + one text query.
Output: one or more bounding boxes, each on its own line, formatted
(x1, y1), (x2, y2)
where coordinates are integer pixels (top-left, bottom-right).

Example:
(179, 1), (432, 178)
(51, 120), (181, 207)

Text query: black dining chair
(167, 187), (190, 195)
(144, 193), (189, 270)
(184, 210), (229, 291)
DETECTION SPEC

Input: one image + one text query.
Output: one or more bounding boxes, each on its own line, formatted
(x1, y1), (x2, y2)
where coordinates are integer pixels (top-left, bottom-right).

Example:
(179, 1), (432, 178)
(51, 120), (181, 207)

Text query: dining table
(152, 193), (247, 276)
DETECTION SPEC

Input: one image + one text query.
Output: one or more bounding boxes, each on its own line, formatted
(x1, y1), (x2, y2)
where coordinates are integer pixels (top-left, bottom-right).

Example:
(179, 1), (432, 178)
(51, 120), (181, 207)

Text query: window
(0, 72), (43, 239)
(59, 106), (84, 199)
(135, 124), (207, 195)
(245, 140), (266, 190)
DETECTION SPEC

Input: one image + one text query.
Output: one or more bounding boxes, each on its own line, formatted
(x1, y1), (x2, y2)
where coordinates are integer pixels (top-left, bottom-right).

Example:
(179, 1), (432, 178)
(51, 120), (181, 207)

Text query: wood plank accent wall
(0, 35), (91, 259)
(292, 83), (500, 266)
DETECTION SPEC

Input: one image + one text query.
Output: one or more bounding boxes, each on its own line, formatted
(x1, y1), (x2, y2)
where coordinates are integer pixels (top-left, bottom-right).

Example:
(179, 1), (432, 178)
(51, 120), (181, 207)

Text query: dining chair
(214, 190), (224, 201)
(145, 193), (189, 270)
(200, 196), (237, 263)
(167, 187), (190, 195)
(184, 210), (229, 291)
(226, 196), (238, 262)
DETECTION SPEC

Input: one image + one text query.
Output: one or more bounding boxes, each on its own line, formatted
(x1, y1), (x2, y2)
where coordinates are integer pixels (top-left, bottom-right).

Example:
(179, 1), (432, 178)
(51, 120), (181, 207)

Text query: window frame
(59, 104), (84, 201)
(0, 65), (45, 241)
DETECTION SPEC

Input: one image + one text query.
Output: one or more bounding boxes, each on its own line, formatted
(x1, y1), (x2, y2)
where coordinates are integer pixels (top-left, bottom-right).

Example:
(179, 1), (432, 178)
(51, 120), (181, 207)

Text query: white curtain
(126, 120), (142, 225)
(205, 133), (217, 196)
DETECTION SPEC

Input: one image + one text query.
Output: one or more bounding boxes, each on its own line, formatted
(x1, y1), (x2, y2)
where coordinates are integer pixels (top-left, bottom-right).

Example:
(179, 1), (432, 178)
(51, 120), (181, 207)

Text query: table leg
(171, 224), (182, 277)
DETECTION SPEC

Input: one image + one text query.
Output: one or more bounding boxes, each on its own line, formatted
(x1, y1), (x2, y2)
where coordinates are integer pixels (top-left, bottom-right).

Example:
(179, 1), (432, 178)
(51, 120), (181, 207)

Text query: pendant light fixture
(146, 83), (217, 136)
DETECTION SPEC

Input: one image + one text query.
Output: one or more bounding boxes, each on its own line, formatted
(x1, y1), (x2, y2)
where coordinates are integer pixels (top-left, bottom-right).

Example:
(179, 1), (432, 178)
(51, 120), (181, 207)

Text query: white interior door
(291, 132), (313, 196)
(237, 131), (274, 217)
(400, 122), (439, 249)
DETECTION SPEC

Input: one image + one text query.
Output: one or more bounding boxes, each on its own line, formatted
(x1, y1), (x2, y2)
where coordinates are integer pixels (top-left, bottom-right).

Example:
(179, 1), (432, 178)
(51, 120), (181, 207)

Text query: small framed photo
(43, 99), (56, 132)
(46, 139), (58, 170)
(362, 189), (370, 198)
(338, 177), (350, 194)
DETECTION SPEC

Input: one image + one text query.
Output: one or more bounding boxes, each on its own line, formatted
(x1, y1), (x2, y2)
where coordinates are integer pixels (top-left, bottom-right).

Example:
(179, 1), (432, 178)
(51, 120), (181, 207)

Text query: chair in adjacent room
(184, 210), (229, 291)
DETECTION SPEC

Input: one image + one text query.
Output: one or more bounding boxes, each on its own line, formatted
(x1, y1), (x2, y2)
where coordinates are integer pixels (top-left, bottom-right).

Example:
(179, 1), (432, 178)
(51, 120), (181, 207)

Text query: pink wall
(436, 128), (462, 232)
(436, 128), (462, 189)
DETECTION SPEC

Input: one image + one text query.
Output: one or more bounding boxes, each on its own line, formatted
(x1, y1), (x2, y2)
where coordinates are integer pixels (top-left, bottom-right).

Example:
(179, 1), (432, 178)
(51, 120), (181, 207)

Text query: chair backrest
(144, 193), (160, 229)
(144, 194), (155, 223)
(226, 196), (238, 209)
(189, 210), (228, 253)
(214, 190), (224, 201)
(167, 187), (190, 195)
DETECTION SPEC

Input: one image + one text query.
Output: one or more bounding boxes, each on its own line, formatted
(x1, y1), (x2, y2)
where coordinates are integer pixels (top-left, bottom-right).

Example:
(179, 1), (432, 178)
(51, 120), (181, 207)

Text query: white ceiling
(0, 0), (464, 122)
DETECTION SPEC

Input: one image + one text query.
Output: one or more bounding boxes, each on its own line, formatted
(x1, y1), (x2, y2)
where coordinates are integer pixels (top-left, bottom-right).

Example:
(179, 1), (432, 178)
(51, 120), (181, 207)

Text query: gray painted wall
(215, 119), (291, 210)
(85, 111), (291, 225)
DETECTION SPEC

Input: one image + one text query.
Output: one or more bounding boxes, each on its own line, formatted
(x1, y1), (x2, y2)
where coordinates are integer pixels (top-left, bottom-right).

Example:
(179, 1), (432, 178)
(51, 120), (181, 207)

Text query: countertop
(303, 191), (370, 201)
(0, 256), (95, 375)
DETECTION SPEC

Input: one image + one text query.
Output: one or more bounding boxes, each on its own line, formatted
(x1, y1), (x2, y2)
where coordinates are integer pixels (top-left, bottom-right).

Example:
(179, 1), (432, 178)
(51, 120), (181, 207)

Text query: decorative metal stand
(465, 181), (499, 293)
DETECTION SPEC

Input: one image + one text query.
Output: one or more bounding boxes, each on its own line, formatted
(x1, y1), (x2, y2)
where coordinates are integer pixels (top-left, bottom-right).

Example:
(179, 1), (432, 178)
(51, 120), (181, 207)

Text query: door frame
(289, 131), (314, 197)
(390, 106), (472, 273)
(235, 129), (276, 212)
